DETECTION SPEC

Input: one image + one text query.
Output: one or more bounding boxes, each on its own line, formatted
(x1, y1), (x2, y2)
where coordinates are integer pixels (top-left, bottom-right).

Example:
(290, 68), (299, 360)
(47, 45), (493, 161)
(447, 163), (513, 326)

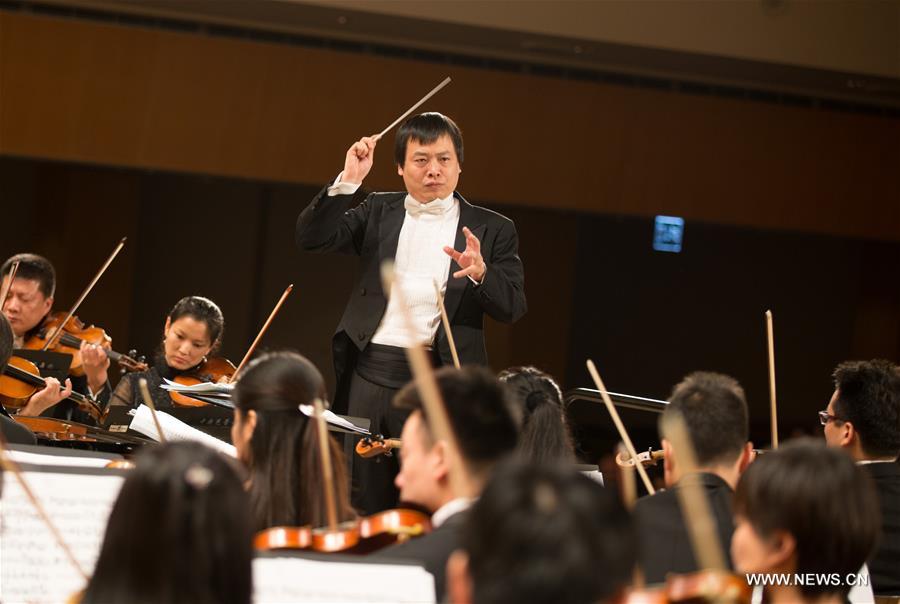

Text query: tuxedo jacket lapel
(378, 195), (406, 263)
(444, 194), (486, 322)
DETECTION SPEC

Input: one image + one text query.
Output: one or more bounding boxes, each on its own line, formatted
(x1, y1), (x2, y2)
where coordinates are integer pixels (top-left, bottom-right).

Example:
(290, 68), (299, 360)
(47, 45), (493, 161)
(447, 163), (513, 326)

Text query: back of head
(733, 439), (879, 600)
(394, 112), (464, 165)
(1, 253), (56, 298)
(461, 460), (634, 604)
(0, 313), (12, 370)
(394, 366), (520, 482)
(662, 372), (749, 466)
(83, 442), (253, 604)
(832, 359), (900, 458)
(232, 351), (351, 529)
(499, 366), (575, 464)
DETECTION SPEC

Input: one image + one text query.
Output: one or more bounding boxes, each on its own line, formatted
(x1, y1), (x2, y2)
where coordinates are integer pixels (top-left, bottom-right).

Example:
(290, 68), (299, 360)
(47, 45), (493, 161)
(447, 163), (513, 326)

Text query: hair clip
(184, 464), (214, 490)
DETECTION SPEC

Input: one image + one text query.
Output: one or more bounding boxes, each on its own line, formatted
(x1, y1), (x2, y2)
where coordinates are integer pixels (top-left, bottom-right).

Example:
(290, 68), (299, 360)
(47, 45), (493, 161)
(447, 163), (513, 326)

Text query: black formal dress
(372, 509), (468, 601)
(633, 472), (736, 585)
(108, 356), (198, 411)
(296, 187), (526, 514)
(861, 460), (900, 596)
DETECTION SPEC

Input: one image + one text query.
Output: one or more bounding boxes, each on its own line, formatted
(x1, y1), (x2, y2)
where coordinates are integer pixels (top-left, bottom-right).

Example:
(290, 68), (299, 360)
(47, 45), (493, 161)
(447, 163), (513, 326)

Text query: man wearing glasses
(821, 359), (900, 597)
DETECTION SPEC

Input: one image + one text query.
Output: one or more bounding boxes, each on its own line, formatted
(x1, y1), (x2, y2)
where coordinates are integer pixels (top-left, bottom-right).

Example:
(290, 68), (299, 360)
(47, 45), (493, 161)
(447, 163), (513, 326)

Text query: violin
(616, 448), (765, 469)
(0, 355), (104, 422)
(25, 311), (148, 375)
(253, 508), (431, 554)
(355, 435), (402, 458)
(169, 357), (236, 407)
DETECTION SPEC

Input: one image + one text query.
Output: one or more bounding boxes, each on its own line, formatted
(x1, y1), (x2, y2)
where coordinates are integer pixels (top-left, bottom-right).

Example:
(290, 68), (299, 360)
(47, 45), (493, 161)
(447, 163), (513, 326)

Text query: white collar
(431, 497), (473, 528)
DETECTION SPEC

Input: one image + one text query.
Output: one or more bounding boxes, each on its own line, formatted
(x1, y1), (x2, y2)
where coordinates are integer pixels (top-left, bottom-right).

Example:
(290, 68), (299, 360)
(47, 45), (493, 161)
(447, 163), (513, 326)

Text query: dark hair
(82, 442), (253, 604)
(1, 253), (56, 298)
(232, 351), (354, 531)
(394, 112), (464, 166)
(499, 366), (575, 464)
(394, 366), (520, 480)
(832, 359), (900, 458)
(0, 313), (12, 372)
(462, 460), (634, 604)
(167, 296), (225, 348)
(733, 439), (879, 599)
(661, 372), (749, 466)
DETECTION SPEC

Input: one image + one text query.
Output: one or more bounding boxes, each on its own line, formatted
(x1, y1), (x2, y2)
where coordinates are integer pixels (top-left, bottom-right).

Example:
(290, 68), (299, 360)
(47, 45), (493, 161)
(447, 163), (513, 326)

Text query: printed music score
(129, 405), (237, 457)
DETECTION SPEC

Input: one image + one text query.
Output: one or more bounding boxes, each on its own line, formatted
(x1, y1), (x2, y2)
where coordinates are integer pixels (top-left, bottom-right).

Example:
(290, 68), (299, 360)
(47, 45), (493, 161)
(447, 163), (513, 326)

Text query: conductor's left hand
(444, 226), (486, 283)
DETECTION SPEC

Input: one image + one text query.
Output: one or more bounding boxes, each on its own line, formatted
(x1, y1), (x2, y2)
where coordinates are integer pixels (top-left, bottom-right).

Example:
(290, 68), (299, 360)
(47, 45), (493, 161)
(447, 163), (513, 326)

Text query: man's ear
(738, 442), (754, 474)
(765, 530), (797, 571)
(397, 164), (404, 176)
(42, 295), (53, 314)
(662, 439), (677, 488)
(837, 420), (856, 448)
(446, 549), (473, 604)
(431, 440), (450, 484)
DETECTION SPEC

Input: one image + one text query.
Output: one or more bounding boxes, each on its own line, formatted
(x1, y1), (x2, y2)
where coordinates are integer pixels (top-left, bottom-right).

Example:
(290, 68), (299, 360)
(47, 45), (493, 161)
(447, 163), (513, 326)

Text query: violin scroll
(355, 436), (402, 458)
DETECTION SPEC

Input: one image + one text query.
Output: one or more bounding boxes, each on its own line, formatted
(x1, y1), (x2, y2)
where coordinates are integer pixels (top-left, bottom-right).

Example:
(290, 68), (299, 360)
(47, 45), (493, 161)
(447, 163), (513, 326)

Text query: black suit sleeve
(295, 185), (370, 256)
(473, 218), (527, 323)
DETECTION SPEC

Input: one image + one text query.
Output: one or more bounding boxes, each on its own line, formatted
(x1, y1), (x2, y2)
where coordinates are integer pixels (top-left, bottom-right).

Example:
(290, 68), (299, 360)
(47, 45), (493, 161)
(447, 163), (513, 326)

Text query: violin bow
(586, 360), (656, 495)
(382, 261), (468, 498)
(0, 430), (88, 580)
(0, 260), (19, 309)
(231, 284), (293, 381)
(313, 397), (339, 532)
(138, 378), (167, 444)
(765, 310), (779, 449)
(375, 77), (451, 141)
(432, 279), (460, 369)
(659, 410), (729, 572)
(42, 237), (127, 352)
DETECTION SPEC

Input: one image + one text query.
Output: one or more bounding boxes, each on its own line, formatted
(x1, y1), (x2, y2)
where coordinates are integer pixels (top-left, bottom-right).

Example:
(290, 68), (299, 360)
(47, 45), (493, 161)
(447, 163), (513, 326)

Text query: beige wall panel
(2, 12), (898, 241)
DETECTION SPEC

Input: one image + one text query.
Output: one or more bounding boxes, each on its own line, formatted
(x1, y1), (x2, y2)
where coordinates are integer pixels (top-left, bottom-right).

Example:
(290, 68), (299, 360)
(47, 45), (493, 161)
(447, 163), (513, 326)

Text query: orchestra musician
(498, 366), (575, 463)
(371, 366), (521, 600)
(1, 254), (111, 421)
(80, 441), (253, 604)
(108, 296), (225, 410)
(822, 359), (900, 596)
(633, 371), (754, 583)
(446, 460), (635, 604)
(230, 351), (355, 532)
(295, 112), (527, 515)
(732, 439), (879, 604)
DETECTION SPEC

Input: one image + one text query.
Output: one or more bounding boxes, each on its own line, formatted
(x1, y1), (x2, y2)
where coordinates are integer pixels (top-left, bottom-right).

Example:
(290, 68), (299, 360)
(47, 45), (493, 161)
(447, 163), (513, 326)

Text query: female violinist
(109, 296), (226, 410)
(79, 441), (253, 604)
(1, 254), (111, 420)
(230, 351), (355, 532)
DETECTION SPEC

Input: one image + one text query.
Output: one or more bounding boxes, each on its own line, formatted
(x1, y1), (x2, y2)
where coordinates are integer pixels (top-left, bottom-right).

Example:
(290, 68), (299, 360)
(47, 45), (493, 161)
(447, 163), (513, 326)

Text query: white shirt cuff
(326, 172), (361, 197)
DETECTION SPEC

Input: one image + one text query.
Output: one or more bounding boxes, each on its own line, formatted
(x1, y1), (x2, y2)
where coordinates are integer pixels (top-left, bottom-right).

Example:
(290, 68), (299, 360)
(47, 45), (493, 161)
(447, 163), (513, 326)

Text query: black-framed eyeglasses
(818, 410), (844, 426)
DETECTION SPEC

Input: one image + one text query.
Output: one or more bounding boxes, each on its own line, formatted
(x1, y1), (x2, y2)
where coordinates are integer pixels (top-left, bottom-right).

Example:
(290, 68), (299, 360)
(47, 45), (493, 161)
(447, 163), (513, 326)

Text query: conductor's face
(398, 134), (461, 204)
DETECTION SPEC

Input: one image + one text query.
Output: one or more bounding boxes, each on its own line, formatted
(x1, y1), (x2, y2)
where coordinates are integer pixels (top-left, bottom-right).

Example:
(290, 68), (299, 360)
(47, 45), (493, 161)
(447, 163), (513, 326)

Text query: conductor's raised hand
(444, 226), (486, 283)
(342, 135), (380, 185)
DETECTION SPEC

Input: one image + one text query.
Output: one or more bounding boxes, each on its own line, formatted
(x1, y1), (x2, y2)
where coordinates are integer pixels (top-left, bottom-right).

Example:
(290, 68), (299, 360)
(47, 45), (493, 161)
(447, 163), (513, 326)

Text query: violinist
(822, 359), (900, 596)
(372, 366), (521, 600)
(230, 351), (355, 532)
(446, 459), (635, 604)
(1, 254), (111, 420)
(732, 439), (879, 604)
(0, 313), (37, 444)
(498, 366), (575, 463)
(633, 371), (754, 584)
(108, 296), (224, 410)
(80, 441), (253, 604)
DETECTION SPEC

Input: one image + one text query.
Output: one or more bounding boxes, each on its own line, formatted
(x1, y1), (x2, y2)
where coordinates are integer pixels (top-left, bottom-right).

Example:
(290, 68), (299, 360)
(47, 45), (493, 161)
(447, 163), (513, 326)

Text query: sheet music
(5, 449), (116, 469)
(0, 469), (124, 604)
(130, 404), (237, 457)
(253, 556), (435, 603)
(161, 378), (234, 394)
(299, 405), (369, 435)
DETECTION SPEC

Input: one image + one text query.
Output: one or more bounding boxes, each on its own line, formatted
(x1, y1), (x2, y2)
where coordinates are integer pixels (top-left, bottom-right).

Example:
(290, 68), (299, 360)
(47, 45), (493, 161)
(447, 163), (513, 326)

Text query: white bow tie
(404, 195), (454, 217)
